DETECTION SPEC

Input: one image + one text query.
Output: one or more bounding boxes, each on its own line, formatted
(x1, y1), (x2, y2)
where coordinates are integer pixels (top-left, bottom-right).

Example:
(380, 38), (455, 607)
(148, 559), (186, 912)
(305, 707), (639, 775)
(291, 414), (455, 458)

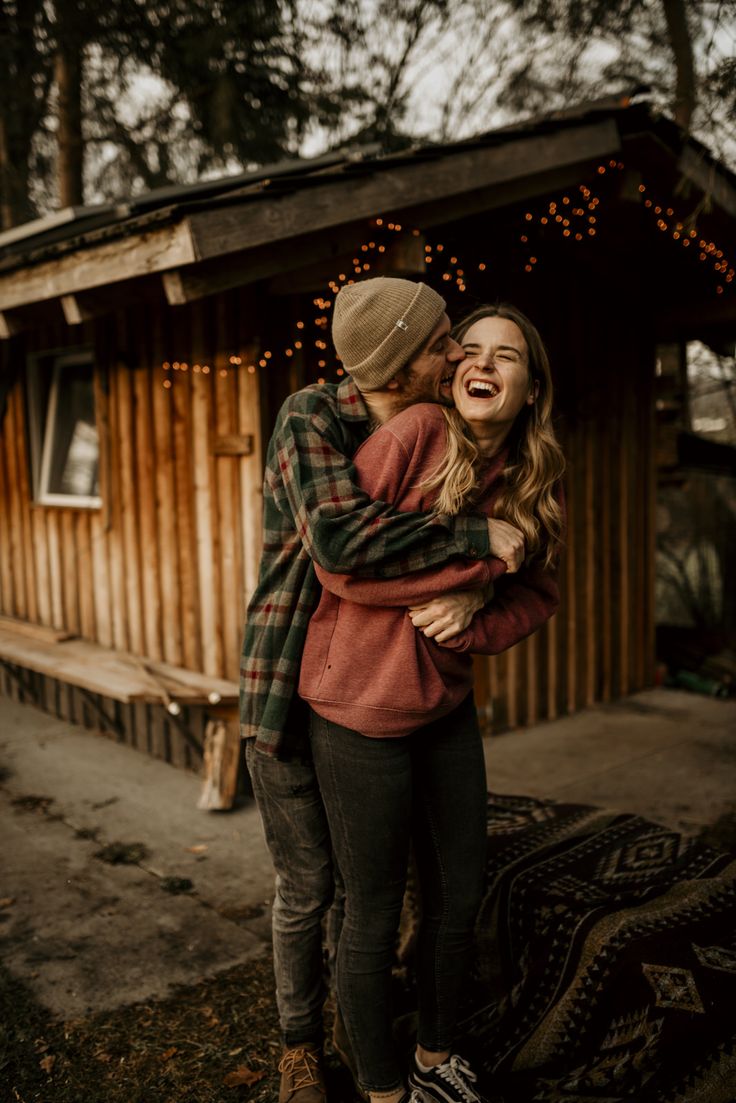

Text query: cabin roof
(2, 95), (733, 272)
(1, 95), (734, 332)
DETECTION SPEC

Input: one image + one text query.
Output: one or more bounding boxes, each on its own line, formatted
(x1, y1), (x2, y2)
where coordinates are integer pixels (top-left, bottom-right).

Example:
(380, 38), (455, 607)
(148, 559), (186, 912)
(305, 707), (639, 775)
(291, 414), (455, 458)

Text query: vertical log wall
(0, 268), (658, 756)
(0, 288), (264, 760)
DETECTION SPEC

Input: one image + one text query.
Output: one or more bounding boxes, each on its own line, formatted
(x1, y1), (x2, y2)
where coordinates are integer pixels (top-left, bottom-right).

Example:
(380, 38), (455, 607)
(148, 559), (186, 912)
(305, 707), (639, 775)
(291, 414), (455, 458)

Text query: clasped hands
(407, 518), (524, 645)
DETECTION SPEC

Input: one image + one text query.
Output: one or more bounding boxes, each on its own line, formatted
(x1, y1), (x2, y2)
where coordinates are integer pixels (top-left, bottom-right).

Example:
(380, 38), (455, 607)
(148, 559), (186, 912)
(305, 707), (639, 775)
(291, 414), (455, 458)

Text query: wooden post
(197, 707), (242, 811)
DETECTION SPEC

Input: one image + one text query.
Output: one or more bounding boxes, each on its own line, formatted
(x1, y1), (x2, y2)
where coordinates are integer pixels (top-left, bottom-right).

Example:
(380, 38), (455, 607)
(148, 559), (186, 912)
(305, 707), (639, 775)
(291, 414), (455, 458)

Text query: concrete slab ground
(1, 686), (734, 1022)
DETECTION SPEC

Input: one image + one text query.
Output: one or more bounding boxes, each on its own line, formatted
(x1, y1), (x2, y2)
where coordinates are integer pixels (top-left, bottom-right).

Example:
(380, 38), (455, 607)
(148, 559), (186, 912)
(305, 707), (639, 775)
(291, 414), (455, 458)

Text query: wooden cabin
(1, 99), (734, 803)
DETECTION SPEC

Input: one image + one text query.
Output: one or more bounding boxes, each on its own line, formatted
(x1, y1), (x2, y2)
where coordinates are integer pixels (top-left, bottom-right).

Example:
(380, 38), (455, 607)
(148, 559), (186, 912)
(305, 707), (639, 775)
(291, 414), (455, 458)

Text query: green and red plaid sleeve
(240, 379), (491, 757)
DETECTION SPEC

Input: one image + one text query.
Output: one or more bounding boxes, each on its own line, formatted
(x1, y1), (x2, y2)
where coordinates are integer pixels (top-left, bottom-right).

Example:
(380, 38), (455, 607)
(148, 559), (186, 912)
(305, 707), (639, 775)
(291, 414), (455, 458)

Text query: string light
(159, 159), (732, 390)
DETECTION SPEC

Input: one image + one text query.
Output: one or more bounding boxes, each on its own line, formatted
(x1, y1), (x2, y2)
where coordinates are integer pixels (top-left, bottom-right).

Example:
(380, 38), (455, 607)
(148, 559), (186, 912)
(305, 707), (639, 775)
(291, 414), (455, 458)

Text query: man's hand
(408, 588), (486, 643)
(487, 518), (525, 573)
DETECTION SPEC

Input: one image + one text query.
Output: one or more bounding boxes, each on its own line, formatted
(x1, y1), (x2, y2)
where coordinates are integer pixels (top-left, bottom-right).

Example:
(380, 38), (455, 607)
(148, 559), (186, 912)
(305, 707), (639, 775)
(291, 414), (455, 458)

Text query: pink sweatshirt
(298, 404), (559, 736)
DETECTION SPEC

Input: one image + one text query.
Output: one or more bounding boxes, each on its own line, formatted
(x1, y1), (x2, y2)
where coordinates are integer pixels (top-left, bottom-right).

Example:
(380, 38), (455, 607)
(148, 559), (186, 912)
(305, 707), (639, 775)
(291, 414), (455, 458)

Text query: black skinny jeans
(309, 693), (488, 1093)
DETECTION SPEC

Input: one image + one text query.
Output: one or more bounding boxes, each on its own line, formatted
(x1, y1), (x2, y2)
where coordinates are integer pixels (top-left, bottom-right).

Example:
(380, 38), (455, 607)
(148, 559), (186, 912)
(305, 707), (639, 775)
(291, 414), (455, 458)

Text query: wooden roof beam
(188, 120), (622, 263)
(0, 219), (197, 313)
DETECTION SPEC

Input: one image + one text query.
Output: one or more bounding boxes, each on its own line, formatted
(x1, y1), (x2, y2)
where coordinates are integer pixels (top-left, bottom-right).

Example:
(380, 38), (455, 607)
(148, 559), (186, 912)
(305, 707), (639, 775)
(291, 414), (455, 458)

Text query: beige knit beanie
(332, 277), (446, 391)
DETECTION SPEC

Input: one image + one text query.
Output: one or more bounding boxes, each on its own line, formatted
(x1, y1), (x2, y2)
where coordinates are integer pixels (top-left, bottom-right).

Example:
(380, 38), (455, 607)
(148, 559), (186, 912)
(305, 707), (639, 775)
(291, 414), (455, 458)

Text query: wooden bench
(0, 615), (242, 810)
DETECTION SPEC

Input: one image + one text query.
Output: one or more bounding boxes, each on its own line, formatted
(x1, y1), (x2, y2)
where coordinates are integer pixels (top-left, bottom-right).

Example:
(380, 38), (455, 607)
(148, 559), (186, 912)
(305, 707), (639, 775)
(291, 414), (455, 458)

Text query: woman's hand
(408, 588), (486, 643)
(487, 518), (525, 572)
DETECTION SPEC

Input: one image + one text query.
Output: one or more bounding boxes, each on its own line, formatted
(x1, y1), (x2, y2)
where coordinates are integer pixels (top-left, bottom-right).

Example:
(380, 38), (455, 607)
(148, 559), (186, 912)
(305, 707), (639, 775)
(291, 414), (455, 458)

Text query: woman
(298, 304), (565, 1103)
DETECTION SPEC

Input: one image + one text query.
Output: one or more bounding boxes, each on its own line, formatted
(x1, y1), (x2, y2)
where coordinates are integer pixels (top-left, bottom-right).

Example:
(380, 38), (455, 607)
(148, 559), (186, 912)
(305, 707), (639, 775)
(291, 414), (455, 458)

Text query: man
(240, 277), (523, 1102)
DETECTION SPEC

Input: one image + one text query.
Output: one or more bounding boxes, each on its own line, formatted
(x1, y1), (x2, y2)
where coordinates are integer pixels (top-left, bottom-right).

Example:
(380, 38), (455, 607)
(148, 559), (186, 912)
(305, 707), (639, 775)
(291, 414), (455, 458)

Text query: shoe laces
(278, 1047), (321, 1090)
(431, 1054), (480, 1102)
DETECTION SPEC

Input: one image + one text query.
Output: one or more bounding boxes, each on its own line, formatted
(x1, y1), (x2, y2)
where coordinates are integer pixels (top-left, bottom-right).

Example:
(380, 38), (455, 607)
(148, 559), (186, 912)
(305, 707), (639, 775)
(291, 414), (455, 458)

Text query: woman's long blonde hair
(423, 303), (565, 568)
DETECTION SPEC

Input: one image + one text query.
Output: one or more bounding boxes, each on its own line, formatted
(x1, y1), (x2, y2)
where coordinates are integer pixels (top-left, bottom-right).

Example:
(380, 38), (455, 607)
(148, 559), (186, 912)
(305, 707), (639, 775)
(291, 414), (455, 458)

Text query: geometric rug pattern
(457, 793), (736, 1102)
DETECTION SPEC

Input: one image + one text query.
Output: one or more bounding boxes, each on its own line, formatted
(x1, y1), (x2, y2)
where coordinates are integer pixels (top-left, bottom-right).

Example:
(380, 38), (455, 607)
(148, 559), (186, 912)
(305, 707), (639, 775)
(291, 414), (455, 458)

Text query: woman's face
(452, 315), (536, 431)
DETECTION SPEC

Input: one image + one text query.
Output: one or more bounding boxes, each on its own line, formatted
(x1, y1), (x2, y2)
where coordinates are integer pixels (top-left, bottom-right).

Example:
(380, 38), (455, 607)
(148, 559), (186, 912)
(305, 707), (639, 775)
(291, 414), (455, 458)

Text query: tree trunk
(662, 0), (696, 131)
(55, 38), (84, 208)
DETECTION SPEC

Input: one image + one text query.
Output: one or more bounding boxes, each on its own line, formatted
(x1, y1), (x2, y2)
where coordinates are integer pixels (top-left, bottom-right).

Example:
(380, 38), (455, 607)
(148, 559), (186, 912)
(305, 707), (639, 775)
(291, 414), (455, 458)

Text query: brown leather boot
(278, 1044), (326, 1103)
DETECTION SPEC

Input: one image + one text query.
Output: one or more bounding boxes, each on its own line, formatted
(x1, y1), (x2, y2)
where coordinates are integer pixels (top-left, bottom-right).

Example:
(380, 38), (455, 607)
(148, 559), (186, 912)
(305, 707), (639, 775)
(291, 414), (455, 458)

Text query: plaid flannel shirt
(240, 376), (491, 758)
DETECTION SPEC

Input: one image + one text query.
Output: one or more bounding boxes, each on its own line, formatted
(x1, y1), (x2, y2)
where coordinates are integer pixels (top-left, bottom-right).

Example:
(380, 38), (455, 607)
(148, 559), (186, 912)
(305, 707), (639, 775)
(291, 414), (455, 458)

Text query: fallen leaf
(0, 897), (15, 909)
(40, 1055), (55, 1074)
(223, 1065), (265, 1088)
(228, 1046), (244, 1056)
(161, 1046), (178, 1061)
(184, 844), (208, 853)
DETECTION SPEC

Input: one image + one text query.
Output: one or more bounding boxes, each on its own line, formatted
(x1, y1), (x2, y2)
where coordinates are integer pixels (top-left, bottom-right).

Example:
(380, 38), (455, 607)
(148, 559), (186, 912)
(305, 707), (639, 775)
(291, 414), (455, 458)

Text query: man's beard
(393, 367), (453, 411)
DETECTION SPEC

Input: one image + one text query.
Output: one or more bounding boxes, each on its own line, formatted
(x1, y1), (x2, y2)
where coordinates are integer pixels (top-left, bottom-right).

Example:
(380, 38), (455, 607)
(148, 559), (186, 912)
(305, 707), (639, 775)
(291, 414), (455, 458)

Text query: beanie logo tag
(395, 319), (408, 331)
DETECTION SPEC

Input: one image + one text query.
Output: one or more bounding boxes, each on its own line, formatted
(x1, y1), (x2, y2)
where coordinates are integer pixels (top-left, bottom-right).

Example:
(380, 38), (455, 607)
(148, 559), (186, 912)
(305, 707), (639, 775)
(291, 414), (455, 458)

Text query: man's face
(398, 313), (464, 408)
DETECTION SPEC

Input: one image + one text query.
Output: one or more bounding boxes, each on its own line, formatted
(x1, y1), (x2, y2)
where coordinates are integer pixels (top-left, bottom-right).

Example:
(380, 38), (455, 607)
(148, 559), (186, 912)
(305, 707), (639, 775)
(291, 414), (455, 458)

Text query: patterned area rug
(458, 794), (736, 1103)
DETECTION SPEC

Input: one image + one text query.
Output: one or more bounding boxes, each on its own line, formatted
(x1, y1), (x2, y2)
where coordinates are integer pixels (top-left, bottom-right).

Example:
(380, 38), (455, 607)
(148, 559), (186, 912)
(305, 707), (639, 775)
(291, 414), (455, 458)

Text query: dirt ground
(1, 687), (734, 1102)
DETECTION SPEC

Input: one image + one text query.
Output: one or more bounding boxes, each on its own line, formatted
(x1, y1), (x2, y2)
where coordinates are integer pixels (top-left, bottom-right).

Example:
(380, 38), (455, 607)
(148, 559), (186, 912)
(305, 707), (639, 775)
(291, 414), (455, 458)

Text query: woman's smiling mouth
(465, 379), (499, 398)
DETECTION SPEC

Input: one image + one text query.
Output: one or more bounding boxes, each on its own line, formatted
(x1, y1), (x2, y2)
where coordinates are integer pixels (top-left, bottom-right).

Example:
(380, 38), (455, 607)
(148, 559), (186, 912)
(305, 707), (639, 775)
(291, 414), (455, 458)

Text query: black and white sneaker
(408, 1053), (484, 1103)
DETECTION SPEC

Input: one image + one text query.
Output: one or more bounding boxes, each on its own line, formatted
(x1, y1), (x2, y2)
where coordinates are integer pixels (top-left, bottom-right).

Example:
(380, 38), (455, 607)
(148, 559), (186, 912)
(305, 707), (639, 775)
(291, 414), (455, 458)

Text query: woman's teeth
(466, 380), (498, 397)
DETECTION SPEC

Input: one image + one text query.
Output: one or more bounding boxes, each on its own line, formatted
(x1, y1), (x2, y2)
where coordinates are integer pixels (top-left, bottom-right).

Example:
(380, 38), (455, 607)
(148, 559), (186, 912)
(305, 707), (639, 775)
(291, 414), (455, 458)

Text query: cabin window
(28, 350), (101, 508)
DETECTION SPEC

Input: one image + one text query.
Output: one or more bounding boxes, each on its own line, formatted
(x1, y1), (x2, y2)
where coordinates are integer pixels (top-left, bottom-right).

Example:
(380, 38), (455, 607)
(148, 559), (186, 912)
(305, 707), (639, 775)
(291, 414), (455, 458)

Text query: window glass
(44, 361), (99, 497)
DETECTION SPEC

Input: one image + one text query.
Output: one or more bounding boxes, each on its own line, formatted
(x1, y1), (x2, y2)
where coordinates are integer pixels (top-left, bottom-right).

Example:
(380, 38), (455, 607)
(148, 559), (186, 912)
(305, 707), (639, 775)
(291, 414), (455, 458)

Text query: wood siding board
(0, 400), (14, 615)
(169, 319), (201, 674)
(115, 353), (144, 654)
(46, 510), (64, 629)
(600, 415), (613, 701)
(76, 511), (95, 638)
(60, 510), (79, 634)
(12, 386), (38, 624)
(132, 324), (164, 662)
(565, 440), (577, 713)
(106, 360), (129, 651)
(30, 508), (52, 626)
(4, 389), (26, 618)
(151, 366), (181, 667)
(191, 326), (223, 677)
(89, 510), (112, 647)
(622, 394), (635, 697)
(212, 298), (240, 680)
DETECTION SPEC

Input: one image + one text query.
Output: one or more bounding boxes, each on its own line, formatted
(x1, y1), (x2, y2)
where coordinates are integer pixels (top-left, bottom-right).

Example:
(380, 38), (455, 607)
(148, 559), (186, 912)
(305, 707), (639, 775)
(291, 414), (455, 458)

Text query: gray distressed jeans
(245, 739), (343, 1047)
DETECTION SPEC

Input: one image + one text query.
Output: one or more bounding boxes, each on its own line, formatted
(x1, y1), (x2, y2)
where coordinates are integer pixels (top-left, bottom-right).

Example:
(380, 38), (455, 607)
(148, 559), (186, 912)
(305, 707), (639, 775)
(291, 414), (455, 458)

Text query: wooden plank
(599, 415), (612, 702)
(565, 438), (577, 714)
(76, 511), (95, 639)
(0, 614), (74, 642)
(0, 220), (197, 311)
(149, 313), (181, 666)
(505, 644), (519, 730)
(237, 346), (263, 605)
(60, 510), (80, 635)
(546, 613), (558, 722)
(191, 337), (223, 677)
(12, 387), (39, 625)
(213, 310), (241, 682)
(89, 507), (112, 647)
(0, 396), (14, 614)
(0, 627), (238, 704)
(584, 429), (596, 706)
(190, 122), (622, 263)
(46, 509), (64, 629)
(526, 632), (539, 726)
(105, 360), (129, 650)
(30, 508), (52, 627)
(618, 398), (631, 697)
(115, 354), (144, 654)
(132, 338), (164, 662)
(3, 387), (26, 618)
(169, 322), (201, 673)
